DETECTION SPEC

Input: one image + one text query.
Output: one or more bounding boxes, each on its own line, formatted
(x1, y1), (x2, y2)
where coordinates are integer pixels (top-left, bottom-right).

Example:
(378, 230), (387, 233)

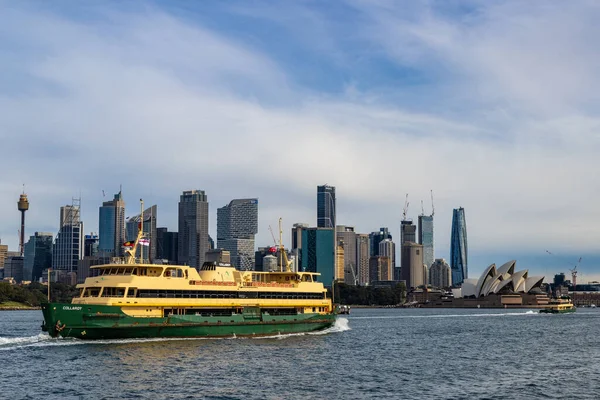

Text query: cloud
(0, 1), (598, 279)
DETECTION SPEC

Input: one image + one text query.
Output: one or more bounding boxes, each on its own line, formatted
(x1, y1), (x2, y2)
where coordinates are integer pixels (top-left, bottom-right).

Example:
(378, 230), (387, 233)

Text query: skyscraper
(300, 227), (334, 285)
(98, 191), (125, 257)
(178, 190), (209, 269)
(356, 234), (370, 285)
(53, 204), (83, 274)
(336, 226), (357, 284)
(126, 205), (158, 262)
(317, 185), (336, 228)
(429, 258), (451, 288)
(156, 227), (178, 264)
(418, 214), (434, 269)
(450, 207), (468, 286)
(378, 239), (395, 282)
(369, 228), (392, 257)
(400, 242), (424, 289)
(400, 221), (416, 245)
(24, 232), (53, 282)
(217, 198), (258, 270)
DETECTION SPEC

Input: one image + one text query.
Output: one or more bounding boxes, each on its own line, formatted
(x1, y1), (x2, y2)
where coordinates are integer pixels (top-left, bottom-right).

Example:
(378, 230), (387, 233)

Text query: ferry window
(127, 288), (136, 297)
(132, 268), (138, 275)
(125, 268), (133, 274)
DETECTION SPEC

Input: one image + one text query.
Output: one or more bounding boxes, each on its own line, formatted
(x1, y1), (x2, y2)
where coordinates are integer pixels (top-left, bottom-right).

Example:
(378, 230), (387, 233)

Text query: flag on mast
(139, 239), (150, 246)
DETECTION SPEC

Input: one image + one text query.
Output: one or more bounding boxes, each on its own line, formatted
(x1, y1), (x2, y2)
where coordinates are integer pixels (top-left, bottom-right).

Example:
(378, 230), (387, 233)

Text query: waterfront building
(418, 214), (434, 269)
(0, 241), (7, 269)
(98, 191), (125, 257)
(369, 256), (391, 282)
(457, 260), (543, 300)
(317, 185), (336, 228)
(126, 205), (158, 263)
(4, 256), (24, 283)
(156, 228), (178, 264)
(450, 207), (468, 286)
(356, 234), (370, 285)
(401, 242), (424, 289)
(24, 232), (53, 282)
(429, 258), (451, 288)
(300, 227), (334, 285)
(53, 204), (83, 274)
(217, 199), (258, 271)
(378, 239), (395, 282)
(178, 190), (209, 269)
(337, 226), (357, 284)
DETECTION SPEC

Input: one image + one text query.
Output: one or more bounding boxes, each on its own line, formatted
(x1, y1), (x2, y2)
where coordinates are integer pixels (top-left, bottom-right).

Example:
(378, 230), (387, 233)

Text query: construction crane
(402, 193), (409, 221)
(569, 257), (582, 290)
(420, 200), (425, 216)
(346, 263), (358, 286)
(546, 250), (582, 289)
(268, 225), (277, 247)
(430, 190), (435, 217)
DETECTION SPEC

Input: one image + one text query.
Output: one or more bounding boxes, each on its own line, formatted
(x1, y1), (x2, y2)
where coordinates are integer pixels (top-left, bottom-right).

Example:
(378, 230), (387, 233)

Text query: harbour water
(1, 308), (599, 399)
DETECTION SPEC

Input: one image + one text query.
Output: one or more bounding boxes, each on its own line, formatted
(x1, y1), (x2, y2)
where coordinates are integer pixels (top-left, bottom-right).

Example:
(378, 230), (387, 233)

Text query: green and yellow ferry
(539, 296), (576, 314)
(42, 211), (335, 340)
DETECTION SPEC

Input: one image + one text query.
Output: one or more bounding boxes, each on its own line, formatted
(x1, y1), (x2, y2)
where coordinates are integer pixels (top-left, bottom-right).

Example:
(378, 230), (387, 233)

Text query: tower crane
(430, 190), (435, 217)
(569, 257), (582, 290)
(268, 225), (277, 247)
(402, 193), (409, 221)
(421, 200), (424, 216)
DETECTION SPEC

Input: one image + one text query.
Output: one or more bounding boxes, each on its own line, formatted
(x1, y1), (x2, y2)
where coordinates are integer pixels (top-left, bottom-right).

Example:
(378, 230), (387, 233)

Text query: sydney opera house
(424, 260), (550, 308)
(457, 260), (545, 298)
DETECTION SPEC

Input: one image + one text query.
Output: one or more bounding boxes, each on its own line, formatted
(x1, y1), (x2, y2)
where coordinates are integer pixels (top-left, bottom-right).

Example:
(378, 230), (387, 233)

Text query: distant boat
(337, 305), (350, 315)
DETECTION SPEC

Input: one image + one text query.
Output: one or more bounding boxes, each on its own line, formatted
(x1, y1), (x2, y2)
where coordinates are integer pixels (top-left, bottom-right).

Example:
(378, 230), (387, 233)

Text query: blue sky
(1, 1), (599, 281)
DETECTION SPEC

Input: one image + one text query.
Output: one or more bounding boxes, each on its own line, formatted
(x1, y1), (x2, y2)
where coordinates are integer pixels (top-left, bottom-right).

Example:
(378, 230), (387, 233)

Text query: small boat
(337, 305), (350, 315)
(539, 297), (576, 314)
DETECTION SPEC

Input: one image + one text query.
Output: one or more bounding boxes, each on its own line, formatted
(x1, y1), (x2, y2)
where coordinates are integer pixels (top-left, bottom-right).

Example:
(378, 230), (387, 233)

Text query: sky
(1, 1), (599, 282)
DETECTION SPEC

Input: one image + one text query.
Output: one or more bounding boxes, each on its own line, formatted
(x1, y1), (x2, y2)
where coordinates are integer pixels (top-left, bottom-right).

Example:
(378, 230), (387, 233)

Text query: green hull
(41, 303), (336, 340)
(539, 308), (576, 314)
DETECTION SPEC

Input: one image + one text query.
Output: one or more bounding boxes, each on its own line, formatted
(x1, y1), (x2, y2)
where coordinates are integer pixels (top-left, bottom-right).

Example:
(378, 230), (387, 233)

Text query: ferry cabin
(74, 263), (332, 318)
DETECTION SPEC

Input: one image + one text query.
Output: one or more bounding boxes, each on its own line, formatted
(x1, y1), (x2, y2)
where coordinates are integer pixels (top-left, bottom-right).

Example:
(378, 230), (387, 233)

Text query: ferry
(539, 296), (576, 314)
(41, 209), (335, 339)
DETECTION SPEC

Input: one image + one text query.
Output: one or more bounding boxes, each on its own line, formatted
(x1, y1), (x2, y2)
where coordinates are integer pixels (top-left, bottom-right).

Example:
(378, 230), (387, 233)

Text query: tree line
(332, 282), (407, 306)
(0, 282), (79, 306)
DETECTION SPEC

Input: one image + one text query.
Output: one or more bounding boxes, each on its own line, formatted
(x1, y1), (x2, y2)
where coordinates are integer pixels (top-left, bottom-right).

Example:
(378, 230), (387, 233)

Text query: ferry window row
(136, 290), (325, 300)
(97, 267), (185, 278)
(81, 288), (325, 299)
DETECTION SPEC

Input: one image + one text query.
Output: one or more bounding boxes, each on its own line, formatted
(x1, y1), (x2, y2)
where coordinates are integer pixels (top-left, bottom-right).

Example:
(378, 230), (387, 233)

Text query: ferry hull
(539, 307), (576, 314)
(42, 303), (336, 340)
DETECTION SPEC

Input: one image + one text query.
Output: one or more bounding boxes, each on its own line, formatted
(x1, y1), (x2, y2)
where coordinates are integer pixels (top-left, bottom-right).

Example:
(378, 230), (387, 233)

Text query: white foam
(0, 333), (51, 347)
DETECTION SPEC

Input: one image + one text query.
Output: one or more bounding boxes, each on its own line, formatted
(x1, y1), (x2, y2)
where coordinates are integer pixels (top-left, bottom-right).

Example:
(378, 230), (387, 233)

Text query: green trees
(0, 282), (78, 306)
(333, 282), (407, 306)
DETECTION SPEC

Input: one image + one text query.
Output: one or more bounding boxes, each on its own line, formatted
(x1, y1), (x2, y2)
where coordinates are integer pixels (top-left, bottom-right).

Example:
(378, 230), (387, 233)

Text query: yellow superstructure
(74, 262), (332, 317)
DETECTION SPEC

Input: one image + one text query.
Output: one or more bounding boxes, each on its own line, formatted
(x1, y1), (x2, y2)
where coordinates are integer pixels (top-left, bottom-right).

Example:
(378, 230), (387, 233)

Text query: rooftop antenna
(430, 190), (435, 217)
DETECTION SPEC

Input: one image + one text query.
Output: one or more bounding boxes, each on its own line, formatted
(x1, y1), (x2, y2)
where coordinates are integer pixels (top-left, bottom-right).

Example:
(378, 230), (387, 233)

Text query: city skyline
(0, 2), (599, 281)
